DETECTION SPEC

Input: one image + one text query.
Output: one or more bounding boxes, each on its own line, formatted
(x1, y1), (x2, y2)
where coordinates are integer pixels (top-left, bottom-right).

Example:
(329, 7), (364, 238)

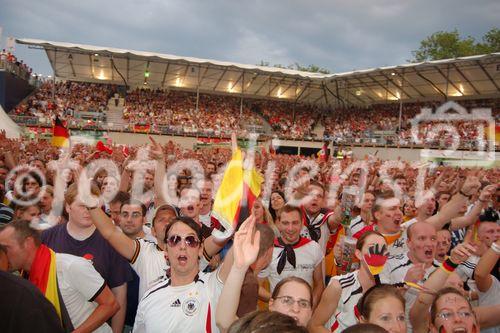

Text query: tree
(411, 28), (500, 62)
(477, 28), (500, 54)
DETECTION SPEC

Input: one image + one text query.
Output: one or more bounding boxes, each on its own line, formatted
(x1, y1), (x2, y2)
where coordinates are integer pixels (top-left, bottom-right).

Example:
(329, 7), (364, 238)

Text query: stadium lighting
(97, 70), (106, 80)
(391, 72), (396, 76)
(355, 90), (362, 96)
(94, 53), (99, 57)
(277, 87), (283, 98)
(144, 70), (150, 78)
(175, 77), (182, 87)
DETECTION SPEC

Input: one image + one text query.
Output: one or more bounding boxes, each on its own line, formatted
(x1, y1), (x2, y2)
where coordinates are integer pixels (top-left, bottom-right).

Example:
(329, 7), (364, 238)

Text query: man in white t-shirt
(133, 216), (235, 333)
(0, 220), (119, 333)
(259, 205), (324, 306)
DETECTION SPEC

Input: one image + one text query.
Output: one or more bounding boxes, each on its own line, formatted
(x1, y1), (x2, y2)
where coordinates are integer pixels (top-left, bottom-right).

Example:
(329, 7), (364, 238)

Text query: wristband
(491, 242), (500, 255)
(440, 258), (459, 274)
(459, 190), (472, 199)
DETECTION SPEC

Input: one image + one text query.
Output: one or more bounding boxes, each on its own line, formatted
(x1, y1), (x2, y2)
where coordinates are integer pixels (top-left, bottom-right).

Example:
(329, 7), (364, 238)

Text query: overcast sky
(1, 0), (498, 76)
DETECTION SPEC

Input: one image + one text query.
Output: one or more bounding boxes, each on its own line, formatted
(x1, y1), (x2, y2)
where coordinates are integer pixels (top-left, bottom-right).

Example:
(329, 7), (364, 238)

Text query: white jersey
(258, 238), (323, 293)
(300, 208), (334, 254)
(199, 212), (212, 228)
(56, 253), (112, 333)
(380, 253), (438, 333)
(349, 215), (366, 236)
(130, 239), (211, 299)
(130, 239), (169, 299)
(327, 271), (363, 332)
(133, 270), (223, 333)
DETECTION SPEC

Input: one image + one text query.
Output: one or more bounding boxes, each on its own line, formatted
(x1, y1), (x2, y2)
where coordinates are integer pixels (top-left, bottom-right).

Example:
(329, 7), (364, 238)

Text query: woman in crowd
(216, 217), (313, 331)
(357, 284), (406, 333)
(269, 190), (286, 221)
(309, 230), (388, 332)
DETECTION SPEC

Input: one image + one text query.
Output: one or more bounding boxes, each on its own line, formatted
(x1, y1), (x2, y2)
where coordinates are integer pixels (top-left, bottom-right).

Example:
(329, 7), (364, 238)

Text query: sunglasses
(166, 235), (200, 248)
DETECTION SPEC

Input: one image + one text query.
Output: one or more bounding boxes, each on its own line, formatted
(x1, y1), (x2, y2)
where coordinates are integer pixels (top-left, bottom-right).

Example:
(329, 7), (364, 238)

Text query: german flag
(24, 244), (73, 330)
(51, 116), (70, 148)
(211, 148), (263, 239)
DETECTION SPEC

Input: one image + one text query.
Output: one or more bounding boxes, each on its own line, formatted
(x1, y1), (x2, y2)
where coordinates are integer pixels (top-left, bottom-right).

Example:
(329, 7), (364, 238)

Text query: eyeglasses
(436, 310), (473, 321)
(166, 235), (200, 248)
(274, 296), (311, 309)
(120, 212), (143, 219)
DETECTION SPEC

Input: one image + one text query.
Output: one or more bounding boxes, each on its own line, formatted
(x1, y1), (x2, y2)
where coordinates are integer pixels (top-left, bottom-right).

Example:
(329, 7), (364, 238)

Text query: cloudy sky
(1, 0), (498, 76)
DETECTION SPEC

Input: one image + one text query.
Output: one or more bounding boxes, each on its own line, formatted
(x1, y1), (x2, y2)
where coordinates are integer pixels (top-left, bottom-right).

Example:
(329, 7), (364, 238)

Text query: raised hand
(148, 136), (164, 162)
(404, 263), (426, 283)
(449, 242), (476, 265)
(233, 215), (260, 270)
(461, 175), (481, 197)
(479, 184), (497, 202)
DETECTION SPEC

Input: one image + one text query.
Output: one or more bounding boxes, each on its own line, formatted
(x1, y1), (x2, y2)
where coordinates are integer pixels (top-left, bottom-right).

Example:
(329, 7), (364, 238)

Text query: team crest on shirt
(182, 297), (200, 316)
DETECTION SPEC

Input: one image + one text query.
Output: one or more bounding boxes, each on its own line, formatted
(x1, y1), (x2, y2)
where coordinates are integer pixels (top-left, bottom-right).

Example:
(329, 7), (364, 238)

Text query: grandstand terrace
(4, 39), (500, 152)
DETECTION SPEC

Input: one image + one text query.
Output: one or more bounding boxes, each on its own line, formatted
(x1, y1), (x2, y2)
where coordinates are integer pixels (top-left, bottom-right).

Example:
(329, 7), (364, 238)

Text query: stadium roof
(16, 38), (500, 105)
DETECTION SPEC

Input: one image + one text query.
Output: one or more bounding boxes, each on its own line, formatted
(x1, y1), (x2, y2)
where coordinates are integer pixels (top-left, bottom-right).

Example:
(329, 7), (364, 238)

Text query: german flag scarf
(25, 244), (74, 331)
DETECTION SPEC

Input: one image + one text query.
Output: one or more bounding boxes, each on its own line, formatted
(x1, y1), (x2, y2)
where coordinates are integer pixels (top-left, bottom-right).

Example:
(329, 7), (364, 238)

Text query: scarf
(275, 237), (311, 274)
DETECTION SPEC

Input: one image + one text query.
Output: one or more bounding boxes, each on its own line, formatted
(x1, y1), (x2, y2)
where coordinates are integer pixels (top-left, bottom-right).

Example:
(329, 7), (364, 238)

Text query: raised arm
(410, 241), (476, 333)
(88, 206), (137, 261)
(216, 216), (260, 332)
(425, 175), (481, 229)
(308, 280), (341, 333)
(148, 136), (167, 206)
(450, 185), (495, 231)
(474, 240), (500, 292)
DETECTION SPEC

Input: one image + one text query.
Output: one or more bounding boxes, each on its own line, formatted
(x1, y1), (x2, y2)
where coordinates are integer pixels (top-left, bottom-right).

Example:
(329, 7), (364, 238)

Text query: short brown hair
(271, 276), (312, 304)
(430, 287), (474, 324)
(255, 223), (275, 258)
(228, 310), (307, 333)
(276, 204), (302, 221)
(0, 219), (41, 247)
(64, 183), (101, 205)
(357, 284), (404, 319)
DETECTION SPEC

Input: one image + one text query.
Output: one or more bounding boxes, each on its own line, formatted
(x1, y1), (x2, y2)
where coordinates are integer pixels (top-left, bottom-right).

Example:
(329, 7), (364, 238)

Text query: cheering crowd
(0, 125), (498, 333)
(10, 80), (499, 145)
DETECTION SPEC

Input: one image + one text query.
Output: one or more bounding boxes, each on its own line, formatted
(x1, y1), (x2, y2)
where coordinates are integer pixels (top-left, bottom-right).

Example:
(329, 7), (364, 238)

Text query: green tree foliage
(412, 28), (500, 62)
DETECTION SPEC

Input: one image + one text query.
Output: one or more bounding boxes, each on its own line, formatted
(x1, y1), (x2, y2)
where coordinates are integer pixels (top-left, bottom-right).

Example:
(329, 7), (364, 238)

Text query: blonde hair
(64, 183), (101, 205)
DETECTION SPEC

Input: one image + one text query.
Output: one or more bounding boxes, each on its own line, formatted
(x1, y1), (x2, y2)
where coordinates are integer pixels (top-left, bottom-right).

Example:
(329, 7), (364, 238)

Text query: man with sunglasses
(88, 198), (224, 300)
(133, 216), (237, 333)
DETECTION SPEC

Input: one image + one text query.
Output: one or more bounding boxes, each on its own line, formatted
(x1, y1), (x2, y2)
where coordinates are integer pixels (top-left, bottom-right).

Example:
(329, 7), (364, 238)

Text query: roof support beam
(476, 61), (500, 93)
(213, 68), (228, 91)
(366, 74), (400, 100)
(434, 66), (463, 96)
(380, 72), (414, 99)
(89, 54), (95, 79)
(295, 82), (310, 103)
(322, 83), (330, 106)
(198, 66), (210, 85)
(394, 71), (426, 98)
(351, 78), (375, 103)
(126, 57), (130, 83)
(281, 78), (300, 96)
(161, 63), (170, 87)
(254, 75), (272, 95)
(110, 58), (114, 81)
(415, 70), (447, 98)
(452, 63), (480, 95)
(230, 71), (244, 91)
(244, 73), (259, 92)
(268, 76), (288, 96)
(180, 65), (189, 87)
(324, 83), (345, 105)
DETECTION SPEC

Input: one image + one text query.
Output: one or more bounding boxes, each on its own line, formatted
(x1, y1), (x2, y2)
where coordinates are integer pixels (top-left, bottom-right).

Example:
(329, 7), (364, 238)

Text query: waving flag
(211, 148), (263, 239)
(51, 116), (70, 148)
